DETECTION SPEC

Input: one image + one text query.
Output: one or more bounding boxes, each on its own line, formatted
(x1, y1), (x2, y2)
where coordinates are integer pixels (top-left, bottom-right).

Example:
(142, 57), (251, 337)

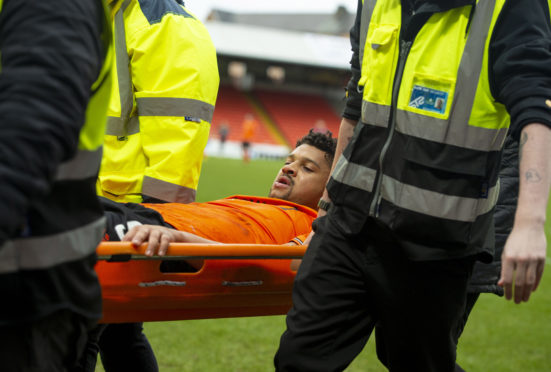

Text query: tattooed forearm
(525, 168), (542, 183)
(519, 132), (528, 162)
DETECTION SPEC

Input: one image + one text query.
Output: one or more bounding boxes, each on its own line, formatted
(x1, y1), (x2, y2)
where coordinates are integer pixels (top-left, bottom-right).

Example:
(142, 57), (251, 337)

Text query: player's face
(268, 144), (331, 209)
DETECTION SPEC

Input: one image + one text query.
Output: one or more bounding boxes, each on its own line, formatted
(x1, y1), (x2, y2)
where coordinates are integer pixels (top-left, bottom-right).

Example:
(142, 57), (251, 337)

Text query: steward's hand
(498, 223), (547, 303)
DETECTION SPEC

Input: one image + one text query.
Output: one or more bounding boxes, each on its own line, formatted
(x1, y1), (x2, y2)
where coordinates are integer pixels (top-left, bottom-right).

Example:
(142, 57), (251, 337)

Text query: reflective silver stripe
(105, 0), (134, 137)
(331, 154), (376, 192)
(331, 155), (500, 222)
(359, 0), (378, 73)
(362, 101), (391, 127)
(136, 97), (214, 123)
(380, 175), (499, 222)
(0, 217), (105, 274)
(107, 0), (214, 137)
(395, 110), (508, 151)
(105, 116), (139, 136)
(447, 0), (496, 136)
(55, 148), (102, 180)
(364, 101), (509, 151)
(142, 176), (196, 203)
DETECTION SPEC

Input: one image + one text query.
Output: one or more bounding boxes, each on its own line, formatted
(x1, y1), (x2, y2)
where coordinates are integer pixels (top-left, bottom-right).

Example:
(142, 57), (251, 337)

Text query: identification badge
(408, 85), (448, 115)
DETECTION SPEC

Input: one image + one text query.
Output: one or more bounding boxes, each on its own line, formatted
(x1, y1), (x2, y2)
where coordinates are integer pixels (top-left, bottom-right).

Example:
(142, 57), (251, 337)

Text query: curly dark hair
(295, 129), (337, 166)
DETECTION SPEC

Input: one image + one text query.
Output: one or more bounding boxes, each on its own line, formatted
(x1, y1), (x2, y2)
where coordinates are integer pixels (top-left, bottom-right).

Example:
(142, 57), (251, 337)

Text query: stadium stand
(254, 89), (341, 146)
(212, 85), (278, 145)
(205, 8), (352, 158)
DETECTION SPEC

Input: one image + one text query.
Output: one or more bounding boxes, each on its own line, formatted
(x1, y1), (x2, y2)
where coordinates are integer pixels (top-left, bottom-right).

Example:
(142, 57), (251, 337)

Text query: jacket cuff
(342, 88), (362, 121)
(508, 96), (551, 140)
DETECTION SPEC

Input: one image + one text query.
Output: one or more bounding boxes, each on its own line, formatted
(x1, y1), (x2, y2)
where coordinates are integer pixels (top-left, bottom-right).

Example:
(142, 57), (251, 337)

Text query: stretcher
(95, 242), (306, 323)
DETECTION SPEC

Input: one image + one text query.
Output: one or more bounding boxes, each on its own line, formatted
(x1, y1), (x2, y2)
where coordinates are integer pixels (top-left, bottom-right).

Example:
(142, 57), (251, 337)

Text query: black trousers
(375, 292), (481, 372)
(0, 310), (96, 372)
(452, 293), (481, 372)
(274, 216), (475, 372)
(76, 323), (158, 372)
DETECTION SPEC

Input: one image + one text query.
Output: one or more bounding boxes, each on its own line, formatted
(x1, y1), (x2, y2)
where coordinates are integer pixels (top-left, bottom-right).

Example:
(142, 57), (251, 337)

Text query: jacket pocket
(361, 24), (399, 105)
(97, 173), (144, 203)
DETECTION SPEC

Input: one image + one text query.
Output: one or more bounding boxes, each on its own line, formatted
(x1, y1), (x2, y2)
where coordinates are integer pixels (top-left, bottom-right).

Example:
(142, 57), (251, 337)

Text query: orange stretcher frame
(95, 242), (306, 324)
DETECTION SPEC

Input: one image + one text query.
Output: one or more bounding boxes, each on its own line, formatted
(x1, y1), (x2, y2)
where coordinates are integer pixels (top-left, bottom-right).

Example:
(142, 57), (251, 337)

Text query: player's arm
(285, 233), (309, 270)
(123, 224), (221, 257)
(498, 123), (551, 303)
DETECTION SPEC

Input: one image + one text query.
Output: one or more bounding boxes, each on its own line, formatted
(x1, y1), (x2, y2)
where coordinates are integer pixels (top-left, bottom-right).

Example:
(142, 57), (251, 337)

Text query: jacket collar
(404, 0), (476, 14)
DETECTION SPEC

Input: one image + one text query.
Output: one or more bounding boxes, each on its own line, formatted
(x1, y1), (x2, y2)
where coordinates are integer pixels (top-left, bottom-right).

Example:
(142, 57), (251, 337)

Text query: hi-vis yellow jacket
(98, 0), (219, 203)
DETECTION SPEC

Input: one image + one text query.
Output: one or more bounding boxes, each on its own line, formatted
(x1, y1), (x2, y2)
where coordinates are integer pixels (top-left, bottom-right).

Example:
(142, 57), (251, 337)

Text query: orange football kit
(144, 195), (316, 245)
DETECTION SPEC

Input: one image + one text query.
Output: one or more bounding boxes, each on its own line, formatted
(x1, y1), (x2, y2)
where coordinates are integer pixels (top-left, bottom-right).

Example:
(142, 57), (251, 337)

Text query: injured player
(102, 129), (337, 255)
(87, 130), (336, 372)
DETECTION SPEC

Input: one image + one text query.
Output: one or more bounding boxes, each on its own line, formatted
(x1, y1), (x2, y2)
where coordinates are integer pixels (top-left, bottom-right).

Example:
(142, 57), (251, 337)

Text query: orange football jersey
(143, 195), (316, 245)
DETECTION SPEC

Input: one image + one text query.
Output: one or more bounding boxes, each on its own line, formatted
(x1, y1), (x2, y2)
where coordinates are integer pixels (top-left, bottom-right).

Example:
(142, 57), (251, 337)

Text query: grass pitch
(98, 156), (551, 372)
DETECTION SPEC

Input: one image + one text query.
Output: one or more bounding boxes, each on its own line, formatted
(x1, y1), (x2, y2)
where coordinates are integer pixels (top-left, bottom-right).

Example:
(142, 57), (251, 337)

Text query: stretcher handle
(96, 242), (307, 261)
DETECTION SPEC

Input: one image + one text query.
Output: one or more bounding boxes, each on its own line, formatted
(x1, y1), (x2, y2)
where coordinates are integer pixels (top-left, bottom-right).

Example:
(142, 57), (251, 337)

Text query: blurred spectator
(218, 121), (230, 153)
(312, 119), (328, 134)
(241, 113), (257, 162)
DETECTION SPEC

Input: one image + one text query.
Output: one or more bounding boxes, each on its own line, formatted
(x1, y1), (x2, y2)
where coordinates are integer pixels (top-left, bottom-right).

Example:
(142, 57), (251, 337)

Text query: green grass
(195, 157), (282, 202)
(98, 157), (551, 372)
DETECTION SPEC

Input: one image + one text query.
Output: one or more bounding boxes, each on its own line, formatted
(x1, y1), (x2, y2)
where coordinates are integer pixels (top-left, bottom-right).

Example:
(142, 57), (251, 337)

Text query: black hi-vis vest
(327, 0), (509, 261)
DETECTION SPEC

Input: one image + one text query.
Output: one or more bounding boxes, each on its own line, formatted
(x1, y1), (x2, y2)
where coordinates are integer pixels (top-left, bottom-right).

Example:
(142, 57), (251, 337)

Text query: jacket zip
(368, 39), (413, 217)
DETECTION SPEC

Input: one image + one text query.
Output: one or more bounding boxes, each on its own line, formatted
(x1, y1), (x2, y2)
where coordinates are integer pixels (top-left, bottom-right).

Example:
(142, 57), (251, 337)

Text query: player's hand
(498, 223), (547, 303)
(303, 230), (315, 246)
(123, 225), (179, 257)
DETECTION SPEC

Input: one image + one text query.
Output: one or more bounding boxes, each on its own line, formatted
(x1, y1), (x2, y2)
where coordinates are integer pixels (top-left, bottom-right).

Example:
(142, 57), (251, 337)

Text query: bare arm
(319, 117), (358, 211)
(123, 225), (221, 257)
(123, 224), (303, 257)
(304, 117), (358, 246)
(498, 123), (551, 303)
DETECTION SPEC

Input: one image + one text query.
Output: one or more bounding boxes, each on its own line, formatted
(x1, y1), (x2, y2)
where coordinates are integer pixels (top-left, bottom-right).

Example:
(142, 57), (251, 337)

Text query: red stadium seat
(254, 89), (340, 145)
(211, 85), (278, 145)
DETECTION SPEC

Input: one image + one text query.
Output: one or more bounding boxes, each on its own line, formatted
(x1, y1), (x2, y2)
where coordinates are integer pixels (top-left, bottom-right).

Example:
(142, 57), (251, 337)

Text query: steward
(97, 0), (219, 204)
(0, 0), (113, 370)
(275, 0), (551, 371)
